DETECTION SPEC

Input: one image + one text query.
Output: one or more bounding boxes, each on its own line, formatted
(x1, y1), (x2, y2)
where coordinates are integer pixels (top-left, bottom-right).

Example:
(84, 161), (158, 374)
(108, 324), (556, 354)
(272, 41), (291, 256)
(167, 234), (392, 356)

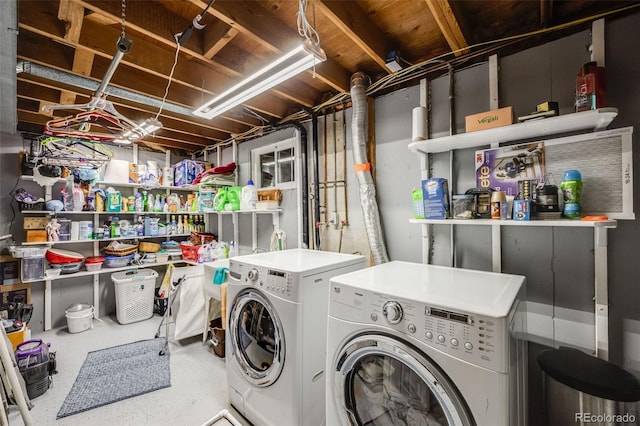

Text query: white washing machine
(226, 248), (367, 426)
(326, 261), (527, 426)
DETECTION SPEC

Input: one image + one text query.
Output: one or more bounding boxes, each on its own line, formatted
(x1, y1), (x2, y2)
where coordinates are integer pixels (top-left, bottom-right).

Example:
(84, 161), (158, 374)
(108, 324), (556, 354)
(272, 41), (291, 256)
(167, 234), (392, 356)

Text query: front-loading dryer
(326, 261), (527, 426)
(226, 249), (367, 426)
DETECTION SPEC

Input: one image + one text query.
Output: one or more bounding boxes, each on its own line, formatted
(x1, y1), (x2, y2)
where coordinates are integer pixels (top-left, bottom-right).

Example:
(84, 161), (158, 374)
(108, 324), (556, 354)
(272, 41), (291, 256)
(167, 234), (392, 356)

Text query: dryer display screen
(428, 307), (469, 324)
(268, 270), (286, 278)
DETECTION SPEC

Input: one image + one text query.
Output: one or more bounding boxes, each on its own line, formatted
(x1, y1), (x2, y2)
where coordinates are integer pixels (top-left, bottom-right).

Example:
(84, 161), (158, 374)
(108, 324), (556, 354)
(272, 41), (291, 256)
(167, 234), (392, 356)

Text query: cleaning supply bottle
(241, 179), (258, 210)
(560, 169), (583, 218)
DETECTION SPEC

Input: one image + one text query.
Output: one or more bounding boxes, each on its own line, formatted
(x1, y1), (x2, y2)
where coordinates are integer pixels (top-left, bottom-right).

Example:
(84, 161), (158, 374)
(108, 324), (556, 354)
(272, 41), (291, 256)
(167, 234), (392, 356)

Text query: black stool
(538, 347), (640, 425)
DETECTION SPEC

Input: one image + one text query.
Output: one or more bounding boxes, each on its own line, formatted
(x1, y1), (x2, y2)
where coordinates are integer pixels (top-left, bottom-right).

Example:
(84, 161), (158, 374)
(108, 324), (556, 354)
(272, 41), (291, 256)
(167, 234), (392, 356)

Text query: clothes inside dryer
(238, 300), (277, 372)
(348, 354), (444, 426)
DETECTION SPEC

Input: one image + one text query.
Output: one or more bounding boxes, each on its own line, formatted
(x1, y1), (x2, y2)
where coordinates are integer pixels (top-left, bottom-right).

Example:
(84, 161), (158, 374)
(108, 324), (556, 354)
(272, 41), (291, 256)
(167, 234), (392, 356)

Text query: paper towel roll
(70, 222), (80, 241)
(412, 106), (427, 142)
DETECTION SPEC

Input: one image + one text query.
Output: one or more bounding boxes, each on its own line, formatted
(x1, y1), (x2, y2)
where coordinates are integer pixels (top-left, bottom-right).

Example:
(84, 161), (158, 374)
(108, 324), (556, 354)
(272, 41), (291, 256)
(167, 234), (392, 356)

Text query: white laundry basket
(111, 269), (158, 324)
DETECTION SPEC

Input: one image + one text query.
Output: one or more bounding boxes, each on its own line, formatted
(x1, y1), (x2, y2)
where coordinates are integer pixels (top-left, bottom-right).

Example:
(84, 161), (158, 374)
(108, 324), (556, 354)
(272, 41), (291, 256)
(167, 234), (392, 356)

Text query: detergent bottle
(240, 179), (258, 210)
(227, 187), (242, 211)
(214, 187), (228, 211)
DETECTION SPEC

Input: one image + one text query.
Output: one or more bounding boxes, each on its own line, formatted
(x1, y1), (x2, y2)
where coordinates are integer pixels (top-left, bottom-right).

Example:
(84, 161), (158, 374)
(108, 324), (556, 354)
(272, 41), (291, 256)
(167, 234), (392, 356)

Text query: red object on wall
(575, 62), (606, 112)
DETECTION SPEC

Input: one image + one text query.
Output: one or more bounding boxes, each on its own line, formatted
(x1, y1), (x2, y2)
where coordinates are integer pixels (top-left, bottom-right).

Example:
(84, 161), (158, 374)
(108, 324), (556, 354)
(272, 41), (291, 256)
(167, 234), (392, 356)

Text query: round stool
(538, 347), (640, 425)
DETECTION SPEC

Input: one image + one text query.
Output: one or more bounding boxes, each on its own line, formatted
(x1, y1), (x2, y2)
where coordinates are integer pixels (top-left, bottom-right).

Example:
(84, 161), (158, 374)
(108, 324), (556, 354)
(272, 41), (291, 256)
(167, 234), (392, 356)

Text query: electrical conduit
(350, 72), (389, 264)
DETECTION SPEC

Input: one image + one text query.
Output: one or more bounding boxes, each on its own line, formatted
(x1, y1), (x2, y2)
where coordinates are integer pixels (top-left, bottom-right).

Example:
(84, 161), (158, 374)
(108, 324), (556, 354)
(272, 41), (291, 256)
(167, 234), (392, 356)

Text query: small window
(252, 138), (296, 189)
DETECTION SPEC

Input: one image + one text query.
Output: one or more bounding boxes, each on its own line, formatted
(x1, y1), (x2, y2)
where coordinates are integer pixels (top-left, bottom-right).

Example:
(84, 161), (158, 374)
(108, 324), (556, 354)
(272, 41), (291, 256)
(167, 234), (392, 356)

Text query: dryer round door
(332, 334), (474, 425)
(228, 288), (285, 387)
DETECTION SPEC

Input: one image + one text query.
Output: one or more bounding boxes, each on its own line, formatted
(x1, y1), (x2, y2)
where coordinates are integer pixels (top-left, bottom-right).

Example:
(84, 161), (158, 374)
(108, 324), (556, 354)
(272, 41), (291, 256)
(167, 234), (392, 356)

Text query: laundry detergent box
(421, 178), (450, 219)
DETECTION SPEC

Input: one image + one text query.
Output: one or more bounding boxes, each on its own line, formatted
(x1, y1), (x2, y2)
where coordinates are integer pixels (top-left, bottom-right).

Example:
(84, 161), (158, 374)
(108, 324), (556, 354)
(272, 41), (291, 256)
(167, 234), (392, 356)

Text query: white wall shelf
(408, 108), (618, 154)
(21, 233), (194, 246)
(23, 260), (186, 284)
(409, 105), (622, 360)
(410, 218), (617, 228)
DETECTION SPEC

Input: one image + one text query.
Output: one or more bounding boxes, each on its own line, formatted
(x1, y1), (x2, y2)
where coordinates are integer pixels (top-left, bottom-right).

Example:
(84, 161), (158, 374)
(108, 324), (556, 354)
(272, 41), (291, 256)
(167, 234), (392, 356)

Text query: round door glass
(229, 289), (285, 387)
(237, 299), (277, 372)
(334, 335), (473, 426)
(346, 353), (448, 425)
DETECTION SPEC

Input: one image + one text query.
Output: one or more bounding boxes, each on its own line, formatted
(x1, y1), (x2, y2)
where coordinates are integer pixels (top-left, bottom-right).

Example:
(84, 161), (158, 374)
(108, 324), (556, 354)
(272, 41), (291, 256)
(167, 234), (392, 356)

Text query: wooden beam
(425, 0), (469, 56)
(540, 0), (554, 27)
(203, 22), (239, 60)
(75, 0), (330, 106)
(316, 0), (392, 72)
(57, 0), (85, 44)
(72, 47), (94, 76)
(19, 4), (299, 118)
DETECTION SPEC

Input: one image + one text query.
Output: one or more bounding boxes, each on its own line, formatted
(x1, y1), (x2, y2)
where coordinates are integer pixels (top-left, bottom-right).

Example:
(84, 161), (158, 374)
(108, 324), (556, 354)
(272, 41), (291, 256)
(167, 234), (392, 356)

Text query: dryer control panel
(367, 291), (514, 373)
(229, 261), (298, 302)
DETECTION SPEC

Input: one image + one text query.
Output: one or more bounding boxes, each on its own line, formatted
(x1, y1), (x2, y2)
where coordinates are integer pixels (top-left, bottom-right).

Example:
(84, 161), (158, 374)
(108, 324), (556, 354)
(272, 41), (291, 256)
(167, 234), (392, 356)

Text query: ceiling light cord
(155, 34), (181, 120)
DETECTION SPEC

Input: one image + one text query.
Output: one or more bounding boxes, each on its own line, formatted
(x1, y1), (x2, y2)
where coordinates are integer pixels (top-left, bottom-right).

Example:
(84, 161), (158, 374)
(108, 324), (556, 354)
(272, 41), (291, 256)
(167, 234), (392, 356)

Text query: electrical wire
(155, 34), (181, 120)
(196, 3), (640, 154)
(297, 0), (320, 46)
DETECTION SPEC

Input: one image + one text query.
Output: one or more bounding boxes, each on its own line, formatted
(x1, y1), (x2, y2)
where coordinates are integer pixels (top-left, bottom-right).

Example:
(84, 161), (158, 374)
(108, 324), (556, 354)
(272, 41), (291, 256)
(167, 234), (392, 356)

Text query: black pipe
(272, 122), (310, 248)
(311, 113), (321, 249)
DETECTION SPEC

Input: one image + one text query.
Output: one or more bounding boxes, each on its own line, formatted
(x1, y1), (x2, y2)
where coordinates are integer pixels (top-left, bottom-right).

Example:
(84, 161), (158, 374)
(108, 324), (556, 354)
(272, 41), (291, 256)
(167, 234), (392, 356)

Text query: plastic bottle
(170, 215), (177, 235)
(177, 215), (184, 234)
(560, 169), (583, 218)
(240, 180), (258, 210)
(135, 192), (143, 212)
(154, 195), (162, 212)
(147, 193), (154, 213)
(110, 216), (120, 238)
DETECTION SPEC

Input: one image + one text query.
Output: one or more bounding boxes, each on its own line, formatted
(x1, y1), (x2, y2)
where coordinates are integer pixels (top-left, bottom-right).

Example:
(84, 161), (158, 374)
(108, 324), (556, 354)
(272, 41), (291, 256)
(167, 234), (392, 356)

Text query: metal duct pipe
(350, 72), (389, 265)
(16, 61), (195, 117)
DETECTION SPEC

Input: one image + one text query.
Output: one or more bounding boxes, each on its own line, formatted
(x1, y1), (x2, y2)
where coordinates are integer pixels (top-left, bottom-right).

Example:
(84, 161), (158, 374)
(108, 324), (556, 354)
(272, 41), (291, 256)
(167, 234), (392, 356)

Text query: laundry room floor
(6, 314), (250, 426)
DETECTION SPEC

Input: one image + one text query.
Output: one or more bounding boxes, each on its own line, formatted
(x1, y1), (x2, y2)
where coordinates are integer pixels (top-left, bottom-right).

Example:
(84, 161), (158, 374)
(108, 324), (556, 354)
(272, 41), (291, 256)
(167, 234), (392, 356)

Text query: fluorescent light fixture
(193, 39), (326, 119)
(138, 117), (162, 135)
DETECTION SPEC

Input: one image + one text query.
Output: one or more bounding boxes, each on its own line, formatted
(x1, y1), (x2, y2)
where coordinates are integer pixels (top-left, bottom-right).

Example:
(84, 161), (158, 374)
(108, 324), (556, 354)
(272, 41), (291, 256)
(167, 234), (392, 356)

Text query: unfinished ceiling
(14, 0), (640, 155)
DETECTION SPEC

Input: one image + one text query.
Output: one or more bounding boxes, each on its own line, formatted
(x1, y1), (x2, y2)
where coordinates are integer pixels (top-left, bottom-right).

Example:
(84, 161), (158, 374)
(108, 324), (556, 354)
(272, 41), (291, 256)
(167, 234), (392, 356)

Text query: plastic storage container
(111, 269), (158, 324)
(103, 254), (134, 268)
(21, 256), (45, 282)
(452, 194), (475, 219)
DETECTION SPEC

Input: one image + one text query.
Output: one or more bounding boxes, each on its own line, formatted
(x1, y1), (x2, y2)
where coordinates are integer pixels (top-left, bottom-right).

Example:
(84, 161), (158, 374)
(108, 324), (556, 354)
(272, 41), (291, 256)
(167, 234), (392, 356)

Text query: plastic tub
(85, 262), (103, 271)
(103, 254), (134, 268)
(65, 303), (94, 333)
(50, 261), (83, 274)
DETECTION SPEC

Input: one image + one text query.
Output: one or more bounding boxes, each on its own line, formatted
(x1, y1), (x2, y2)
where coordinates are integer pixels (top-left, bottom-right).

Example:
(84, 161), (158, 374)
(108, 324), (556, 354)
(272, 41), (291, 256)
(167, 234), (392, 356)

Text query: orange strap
(354, 163), (371, 172)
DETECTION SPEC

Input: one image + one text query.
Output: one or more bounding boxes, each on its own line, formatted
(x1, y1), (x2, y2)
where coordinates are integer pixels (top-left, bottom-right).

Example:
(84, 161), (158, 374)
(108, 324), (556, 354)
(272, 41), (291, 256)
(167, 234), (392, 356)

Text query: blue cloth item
(213, 267), (228, 285)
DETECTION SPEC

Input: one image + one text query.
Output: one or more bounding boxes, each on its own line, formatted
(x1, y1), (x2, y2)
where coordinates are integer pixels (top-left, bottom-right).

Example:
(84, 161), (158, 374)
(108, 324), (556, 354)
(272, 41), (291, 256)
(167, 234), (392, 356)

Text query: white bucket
(65, 304), (94, 333)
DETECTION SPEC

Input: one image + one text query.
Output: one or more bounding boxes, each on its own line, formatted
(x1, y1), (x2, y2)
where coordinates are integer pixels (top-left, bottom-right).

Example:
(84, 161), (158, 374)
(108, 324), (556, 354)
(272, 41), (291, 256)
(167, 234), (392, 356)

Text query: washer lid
(231, 248), (365, 275)
(330, 261), (525, 318)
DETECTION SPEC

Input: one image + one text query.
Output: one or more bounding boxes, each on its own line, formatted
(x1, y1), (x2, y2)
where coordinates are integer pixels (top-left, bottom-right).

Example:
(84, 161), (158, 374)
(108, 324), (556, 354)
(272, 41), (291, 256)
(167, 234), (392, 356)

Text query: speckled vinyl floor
(7, 314), (249, 426)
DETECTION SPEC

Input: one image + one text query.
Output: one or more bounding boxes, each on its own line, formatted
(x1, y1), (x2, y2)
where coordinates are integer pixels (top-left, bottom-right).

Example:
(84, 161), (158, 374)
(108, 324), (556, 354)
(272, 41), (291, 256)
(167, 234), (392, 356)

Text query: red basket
(180, 243), (201, 262)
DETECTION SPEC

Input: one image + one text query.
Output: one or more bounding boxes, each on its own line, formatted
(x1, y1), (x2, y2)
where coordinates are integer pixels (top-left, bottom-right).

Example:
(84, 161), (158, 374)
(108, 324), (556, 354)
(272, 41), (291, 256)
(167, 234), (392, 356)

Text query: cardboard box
(475, 142), (545, 197)
(465, 106), (514, 133)
(0, 283), (31, 305)
(513, 199), (531, 221)
(26, 230), (47, 243)
(23, 217), (50, 230)
(575, 66), (606, 112)
(422, 178), (450, 219)
(0, 256), (20, 284)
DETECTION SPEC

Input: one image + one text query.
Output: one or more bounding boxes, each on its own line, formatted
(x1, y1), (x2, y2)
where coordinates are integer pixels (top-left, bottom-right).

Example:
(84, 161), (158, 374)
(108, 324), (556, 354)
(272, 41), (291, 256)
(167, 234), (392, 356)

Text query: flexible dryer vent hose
(350, 72), (389, 265)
